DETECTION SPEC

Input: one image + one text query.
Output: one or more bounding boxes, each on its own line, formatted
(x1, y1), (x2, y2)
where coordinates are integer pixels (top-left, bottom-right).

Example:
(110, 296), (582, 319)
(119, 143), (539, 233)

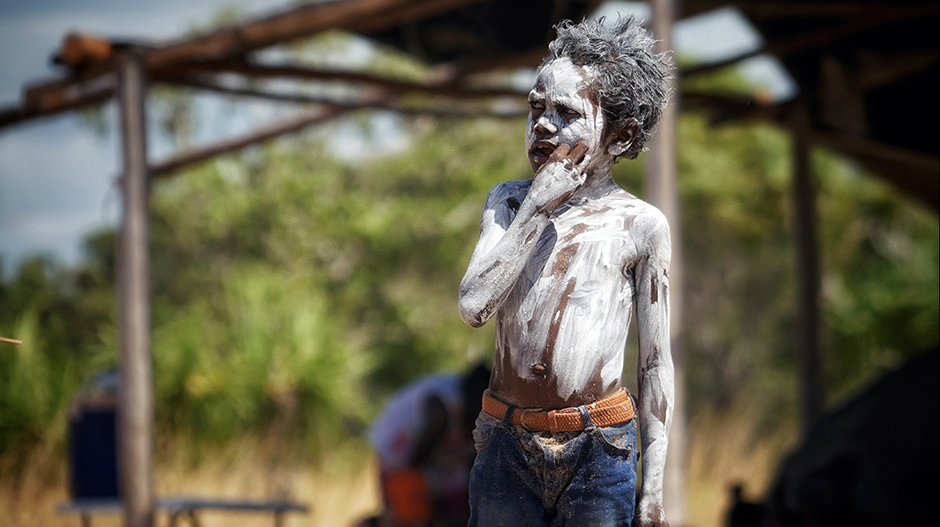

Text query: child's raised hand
(550, 141), (589, 171)
(529, 140), (590, 214)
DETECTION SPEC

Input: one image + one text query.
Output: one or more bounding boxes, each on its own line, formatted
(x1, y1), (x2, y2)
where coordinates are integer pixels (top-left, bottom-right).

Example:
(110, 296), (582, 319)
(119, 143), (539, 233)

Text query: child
(458, 16), (675, 527)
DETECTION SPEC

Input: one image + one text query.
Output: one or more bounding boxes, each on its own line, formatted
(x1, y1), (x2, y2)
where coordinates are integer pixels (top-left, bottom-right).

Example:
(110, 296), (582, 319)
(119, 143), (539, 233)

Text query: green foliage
(675, 115), (800, 420)
(0, 100), (936, 467)
(145, 120), (523, 397)
(682, 63), (764, 98)
(0, 310), (76, 463)
(150, 268), (369, 450)
(663, 111), (938, 423)
(814, 151), (940, 402)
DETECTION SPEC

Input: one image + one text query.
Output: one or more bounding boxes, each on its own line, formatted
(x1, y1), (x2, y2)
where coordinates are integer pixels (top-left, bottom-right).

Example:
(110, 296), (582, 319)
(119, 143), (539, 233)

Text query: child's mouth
(530, 142), (557, 167)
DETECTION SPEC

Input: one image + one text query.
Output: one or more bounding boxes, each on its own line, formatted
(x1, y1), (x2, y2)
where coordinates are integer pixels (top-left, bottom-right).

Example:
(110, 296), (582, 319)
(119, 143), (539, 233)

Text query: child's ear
(606, 118), (640, 156)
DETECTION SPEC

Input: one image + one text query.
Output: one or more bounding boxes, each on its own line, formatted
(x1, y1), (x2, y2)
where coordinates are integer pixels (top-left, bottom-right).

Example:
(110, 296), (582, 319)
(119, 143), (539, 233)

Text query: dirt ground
(684, 405), (797, 527)
(0, 444), (382, 527)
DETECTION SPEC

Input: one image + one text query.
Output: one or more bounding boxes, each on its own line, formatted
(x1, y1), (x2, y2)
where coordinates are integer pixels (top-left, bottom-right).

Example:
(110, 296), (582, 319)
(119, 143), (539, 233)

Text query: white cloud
(0, 115), (119, 271)
(0, 209), (112, 270)
(0, 116), (117, 213)
(0, 0), (292, 272)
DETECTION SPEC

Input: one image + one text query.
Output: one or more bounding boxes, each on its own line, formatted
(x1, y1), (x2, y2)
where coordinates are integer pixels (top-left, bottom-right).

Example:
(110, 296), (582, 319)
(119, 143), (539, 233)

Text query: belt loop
(578, 405), (595, 430)
(503, 404), (516, 425)
(548, 410), (559, 434)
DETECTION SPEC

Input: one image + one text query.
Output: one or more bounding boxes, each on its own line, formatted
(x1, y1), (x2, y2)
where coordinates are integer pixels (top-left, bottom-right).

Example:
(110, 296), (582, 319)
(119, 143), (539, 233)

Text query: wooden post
(116, 50), (154, 527)
(792, 103), (823, 433)
(646, 0), (685, 523)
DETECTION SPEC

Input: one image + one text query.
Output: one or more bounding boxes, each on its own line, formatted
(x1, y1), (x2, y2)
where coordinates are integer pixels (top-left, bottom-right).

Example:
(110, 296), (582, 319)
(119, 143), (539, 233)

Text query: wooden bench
(59, 496), (308, 527)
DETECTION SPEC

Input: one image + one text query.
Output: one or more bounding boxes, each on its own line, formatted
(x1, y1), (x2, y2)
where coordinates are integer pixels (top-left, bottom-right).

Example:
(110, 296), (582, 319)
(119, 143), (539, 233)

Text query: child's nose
(534, 115), (558, 134)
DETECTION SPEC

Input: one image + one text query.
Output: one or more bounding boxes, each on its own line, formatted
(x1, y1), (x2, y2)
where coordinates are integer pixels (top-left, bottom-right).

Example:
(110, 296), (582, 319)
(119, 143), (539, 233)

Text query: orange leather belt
(482, 389), (635, 432)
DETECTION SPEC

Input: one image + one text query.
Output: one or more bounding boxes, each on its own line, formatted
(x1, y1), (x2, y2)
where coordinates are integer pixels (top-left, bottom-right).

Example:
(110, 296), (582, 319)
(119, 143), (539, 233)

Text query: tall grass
(0, 436), (382, 527)
(685, 401), (799, 527)
(151, 267), (372, 454)
(1, 266), (372, 475)
(0, 310), (80, 480)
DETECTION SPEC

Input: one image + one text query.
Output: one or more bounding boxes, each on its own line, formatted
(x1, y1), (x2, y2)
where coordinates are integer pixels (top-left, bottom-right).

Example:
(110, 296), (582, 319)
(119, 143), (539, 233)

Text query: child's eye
(560, 108), (581, 120)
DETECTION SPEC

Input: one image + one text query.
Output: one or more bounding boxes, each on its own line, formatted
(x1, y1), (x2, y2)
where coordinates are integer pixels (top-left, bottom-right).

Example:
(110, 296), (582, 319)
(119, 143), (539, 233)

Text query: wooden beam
(155, 76), (526, 116)
(451, 48), (547, 78)
(648, 0), (686, 523)
(159, 76), (382, 106)
(809, 129), (940, 210)
(766, 18), (886, 58)
(144, 0), (484, 70)
(790, 103), (823, 433)
(149, 107), (348, 178)
(855, 49), (938, 91)
(23, 59), (117, 108)
(810, 130), (940, 175)
(148, 94), (525, 179)
(9, 0), (486, 130)
(155, 61), (526, 98)
(681, 90), (786, 123)
(345, 0), (486, 34)
(0, 75), (114, 129)
(115, 51), (154, 527)
(685, 1), (937, 20)
(736, 1), (937, 20)
(683, 91), (939, 211)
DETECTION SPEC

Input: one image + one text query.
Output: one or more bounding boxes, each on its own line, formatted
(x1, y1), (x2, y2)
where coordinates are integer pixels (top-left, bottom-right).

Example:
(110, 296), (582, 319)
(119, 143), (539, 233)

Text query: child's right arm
(457, 142), (588, 328)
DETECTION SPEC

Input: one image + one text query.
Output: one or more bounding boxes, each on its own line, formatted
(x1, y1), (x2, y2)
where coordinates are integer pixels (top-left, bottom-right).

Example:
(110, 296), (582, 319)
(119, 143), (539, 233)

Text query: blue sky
(0, 0), (289, 275)
(0, 0), (794, 276)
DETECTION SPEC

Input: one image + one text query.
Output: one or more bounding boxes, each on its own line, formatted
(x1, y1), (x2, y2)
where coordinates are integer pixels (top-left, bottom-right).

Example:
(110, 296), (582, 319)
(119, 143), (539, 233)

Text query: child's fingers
(569, 141), (589, 164)
(550, 143), (571, 161)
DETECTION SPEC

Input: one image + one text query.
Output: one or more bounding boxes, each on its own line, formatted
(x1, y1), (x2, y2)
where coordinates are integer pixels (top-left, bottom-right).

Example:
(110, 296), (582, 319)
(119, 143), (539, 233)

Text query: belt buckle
(519, 408), (543, 432)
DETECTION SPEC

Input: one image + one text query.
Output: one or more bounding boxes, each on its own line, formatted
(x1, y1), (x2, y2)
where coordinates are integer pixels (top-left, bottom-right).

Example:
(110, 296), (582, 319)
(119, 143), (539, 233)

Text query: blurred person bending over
(361, 363), (490, 527)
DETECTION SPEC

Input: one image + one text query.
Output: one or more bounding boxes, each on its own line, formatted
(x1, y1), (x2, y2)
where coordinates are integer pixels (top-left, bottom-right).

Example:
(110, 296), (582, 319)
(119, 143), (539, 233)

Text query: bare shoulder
(604, 192), (668, 228)
(607, 192), (671, 253)
(485, 179), (532, 208)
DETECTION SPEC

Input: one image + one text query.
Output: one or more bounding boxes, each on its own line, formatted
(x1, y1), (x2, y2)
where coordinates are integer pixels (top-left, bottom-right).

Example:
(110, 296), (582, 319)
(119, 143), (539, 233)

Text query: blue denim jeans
(468, 403), (637, 526)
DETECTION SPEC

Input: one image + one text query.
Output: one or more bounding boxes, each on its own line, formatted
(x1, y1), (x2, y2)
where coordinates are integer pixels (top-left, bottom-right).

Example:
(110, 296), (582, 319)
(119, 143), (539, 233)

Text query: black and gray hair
(544, 16), (674, 160)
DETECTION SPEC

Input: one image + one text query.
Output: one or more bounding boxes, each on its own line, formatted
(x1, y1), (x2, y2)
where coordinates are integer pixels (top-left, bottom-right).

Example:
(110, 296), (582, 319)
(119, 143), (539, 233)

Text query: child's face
(525, 57), (608, 173)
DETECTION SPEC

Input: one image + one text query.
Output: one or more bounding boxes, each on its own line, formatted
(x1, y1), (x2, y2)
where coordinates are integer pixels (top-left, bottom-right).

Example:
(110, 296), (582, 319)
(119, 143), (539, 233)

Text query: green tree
(1, 79), (936, 466)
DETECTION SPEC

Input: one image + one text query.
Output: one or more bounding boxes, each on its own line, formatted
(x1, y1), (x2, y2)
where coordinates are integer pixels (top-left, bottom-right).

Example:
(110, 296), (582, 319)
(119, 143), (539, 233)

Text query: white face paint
(525, 57), (608, 174)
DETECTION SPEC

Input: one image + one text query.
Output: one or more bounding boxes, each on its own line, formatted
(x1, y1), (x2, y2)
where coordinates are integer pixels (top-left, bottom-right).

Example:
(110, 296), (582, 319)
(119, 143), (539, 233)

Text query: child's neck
(572, 165), (619, 201)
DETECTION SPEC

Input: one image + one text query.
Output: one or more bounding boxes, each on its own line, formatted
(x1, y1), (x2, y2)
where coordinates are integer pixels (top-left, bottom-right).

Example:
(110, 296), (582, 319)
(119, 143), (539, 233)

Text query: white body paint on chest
(494, 191), (642, 400)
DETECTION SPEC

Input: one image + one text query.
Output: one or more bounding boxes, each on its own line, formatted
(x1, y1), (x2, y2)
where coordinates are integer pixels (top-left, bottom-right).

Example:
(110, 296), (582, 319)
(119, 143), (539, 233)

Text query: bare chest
(525, 204), (639, 288)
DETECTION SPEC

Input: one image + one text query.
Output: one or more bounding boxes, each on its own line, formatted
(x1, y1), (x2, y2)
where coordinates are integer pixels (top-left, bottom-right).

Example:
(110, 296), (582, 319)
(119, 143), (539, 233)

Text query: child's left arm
(632, 207), (675, 527)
